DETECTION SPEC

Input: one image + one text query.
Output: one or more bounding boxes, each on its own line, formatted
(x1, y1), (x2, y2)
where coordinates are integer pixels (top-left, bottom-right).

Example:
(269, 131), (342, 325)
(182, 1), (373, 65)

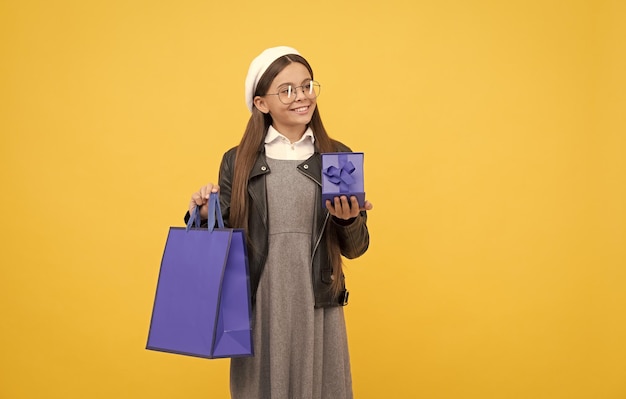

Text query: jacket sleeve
(331, 211), (370, 259)
(217, 147), (237, 228)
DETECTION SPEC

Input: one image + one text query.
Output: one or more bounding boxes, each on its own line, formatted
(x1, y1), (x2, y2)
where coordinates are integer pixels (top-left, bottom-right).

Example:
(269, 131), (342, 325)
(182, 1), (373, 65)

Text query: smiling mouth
(292, 106), (309, 113)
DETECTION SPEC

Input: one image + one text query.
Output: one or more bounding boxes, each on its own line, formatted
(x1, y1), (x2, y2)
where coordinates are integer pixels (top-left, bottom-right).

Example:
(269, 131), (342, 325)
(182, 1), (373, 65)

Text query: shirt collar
(264, 125), (315, 145)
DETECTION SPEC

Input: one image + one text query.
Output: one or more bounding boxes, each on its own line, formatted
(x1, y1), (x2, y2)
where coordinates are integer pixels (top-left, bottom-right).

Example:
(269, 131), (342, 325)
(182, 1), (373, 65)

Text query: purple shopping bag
(146, 193), (253, 359)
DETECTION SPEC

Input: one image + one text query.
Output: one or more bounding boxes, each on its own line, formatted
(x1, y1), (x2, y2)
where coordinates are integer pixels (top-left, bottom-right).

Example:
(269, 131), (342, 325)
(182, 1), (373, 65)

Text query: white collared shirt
(264, 125), (315, 161)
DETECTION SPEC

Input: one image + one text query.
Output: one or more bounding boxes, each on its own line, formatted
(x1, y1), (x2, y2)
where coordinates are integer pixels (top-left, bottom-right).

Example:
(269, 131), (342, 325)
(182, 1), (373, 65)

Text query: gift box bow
(323, 154), (356, 192)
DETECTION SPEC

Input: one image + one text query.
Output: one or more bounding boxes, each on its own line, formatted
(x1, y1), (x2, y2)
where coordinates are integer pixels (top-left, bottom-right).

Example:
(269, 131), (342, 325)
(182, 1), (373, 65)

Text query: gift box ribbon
(323, 154), (356, 192)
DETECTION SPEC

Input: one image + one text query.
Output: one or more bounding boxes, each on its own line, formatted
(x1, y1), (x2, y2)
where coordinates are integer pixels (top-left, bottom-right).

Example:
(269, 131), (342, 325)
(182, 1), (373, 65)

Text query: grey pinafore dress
(230, 158), (353, 399)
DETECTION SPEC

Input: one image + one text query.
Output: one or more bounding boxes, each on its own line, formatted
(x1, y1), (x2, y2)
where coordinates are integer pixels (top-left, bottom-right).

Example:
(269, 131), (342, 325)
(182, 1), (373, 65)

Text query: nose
(293, 86), (307, 101)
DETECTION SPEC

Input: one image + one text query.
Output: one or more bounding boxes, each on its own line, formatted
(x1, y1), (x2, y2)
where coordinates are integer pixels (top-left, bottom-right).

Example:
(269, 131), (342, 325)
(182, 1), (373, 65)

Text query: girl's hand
(325, 196), (373, 220)
(189, 183), (220, 219)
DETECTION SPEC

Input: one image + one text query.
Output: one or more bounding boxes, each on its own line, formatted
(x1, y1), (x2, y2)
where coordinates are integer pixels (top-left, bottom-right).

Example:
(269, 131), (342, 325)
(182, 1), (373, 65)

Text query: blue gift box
(321, 152), (365, 208)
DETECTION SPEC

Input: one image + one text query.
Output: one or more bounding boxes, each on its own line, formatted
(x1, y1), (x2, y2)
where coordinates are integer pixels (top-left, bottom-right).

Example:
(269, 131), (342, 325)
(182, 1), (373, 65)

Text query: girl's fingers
(200, 186), (209, 199)
(327, 196), (372, 218)
(190, 193), (200, 206)
(349, 197), (359, 217)
(200, 183), (220, 199)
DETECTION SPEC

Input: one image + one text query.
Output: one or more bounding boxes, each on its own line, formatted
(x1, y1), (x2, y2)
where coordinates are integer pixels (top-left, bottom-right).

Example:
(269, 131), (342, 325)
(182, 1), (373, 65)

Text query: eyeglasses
(265, 80), (321, 105)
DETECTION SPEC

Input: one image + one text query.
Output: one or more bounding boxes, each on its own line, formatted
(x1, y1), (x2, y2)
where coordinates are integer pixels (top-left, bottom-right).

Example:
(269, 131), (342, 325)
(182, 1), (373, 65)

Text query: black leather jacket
(211, 142), (370, 308)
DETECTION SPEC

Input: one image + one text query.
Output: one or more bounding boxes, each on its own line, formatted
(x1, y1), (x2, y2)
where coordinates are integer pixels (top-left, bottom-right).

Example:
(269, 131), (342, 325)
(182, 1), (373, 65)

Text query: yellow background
(1, 0), (624, 398)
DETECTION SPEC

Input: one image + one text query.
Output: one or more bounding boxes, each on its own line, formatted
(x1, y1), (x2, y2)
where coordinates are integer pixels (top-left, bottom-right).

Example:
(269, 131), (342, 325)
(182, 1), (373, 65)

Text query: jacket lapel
(248, 152), (270, 228)
(297, 153), (330, 255)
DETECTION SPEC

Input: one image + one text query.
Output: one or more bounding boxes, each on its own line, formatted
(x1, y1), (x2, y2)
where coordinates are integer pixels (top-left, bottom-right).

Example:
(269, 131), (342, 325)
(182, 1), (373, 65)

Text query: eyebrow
(276, 78), (312, 87)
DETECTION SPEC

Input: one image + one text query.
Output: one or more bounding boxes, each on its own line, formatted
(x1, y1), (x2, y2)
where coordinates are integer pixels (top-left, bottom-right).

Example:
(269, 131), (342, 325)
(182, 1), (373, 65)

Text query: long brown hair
(230, 54), (344, 296)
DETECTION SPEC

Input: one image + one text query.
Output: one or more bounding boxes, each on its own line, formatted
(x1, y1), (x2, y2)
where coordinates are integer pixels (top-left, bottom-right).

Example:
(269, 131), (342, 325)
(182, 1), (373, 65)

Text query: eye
(279, 86), (293, 96)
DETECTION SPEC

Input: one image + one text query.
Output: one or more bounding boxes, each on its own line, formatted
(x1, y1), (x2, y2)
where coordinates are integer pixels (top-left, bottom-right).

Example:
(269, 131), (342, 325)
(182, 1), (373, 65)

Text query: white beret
(245, 46), (301, 112)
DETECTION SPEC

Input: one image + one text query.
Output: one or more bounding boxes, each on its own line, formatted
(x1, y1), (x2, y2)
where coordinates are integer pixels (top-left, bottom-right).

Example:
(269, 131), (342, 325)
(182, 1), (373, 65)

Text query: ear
(253, 96), (270, 114)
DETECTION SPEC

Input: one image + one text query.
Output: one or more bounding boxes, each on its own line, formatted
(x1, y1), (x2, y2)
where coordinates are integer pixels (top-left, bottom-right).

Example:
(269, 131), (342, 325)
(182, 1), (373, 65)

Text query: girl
(187, 46), (373, 399)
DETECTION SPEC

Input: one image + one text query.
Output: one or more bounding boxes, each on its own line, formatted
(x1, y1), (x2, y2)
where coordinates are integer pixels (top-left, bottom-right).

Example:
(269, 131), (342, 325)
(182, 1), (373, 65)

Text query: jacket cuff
(331, 215), (358, 226)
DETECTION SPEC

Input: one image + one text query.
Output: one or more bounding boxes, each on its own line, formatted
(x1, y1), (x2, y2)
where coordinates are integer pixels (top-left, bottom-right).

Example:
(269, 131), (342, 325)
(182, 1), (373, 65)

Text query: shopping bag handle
(187, 192), (225, 232)
(207, 192), (225, 230)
